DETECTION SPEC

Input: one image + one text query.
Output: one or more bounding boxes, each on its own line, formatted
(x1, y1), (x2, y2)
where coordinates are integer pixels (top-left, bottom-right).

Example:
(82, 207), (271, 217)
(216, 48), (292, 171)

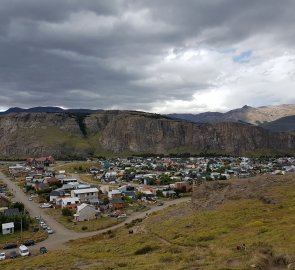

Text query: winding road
(0, 171), (190, 255)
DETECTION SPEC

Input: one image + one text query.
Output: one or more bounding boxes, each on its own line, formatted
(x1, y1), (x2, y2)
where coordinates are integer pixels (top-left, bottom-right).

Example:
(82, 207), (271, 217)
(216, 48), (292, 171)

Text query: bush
(134, 245), (157, 255)
(62, 208), (73, 217)
(81, 226), (88, 231)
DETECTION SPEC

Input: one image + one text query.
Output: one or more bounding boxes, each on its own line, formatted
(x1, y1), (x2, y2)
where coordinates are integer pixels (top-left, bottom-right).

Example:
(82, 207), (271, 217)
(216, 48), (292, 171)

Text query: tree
(10, 202), (24, 212)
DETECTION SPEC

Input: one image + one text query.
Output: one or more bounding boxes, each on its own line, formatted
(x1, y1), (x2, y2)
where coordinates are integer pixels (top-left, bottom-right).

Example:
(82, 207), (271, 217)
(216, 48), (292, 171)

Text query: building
(71, 188), (99, 203)
(74, 203), (100, 222)
(26, 156), (55, 167)
(61, 197), (80, 210)
(2, 222), (14, 235)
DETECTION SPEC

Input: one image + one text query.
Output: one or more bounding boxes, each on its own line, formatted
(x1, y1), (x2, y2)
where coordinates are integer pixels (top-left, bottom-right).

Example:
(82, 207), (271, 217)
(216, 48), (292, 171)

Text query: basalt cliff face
(0, 111), (294, 159)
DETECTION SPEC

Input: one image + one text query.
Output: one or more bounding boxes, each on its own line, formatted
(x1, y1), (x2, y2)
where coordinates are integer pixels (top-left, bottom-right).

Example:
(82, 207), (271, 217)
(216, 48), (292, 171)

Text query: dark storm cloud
(0, 0), (294, 112)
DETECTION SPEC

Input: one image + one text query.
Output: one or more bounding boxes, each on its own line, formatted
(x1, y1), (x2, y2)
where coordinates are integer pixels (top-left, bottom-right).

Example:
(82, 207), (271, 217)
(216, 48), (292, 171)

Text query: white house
(108, 189), (122, 199)
(61, 197), (80, 210)
(74, 203), (100, 222)
(2, 222), (14, 235)
(71, 188), (99, 203)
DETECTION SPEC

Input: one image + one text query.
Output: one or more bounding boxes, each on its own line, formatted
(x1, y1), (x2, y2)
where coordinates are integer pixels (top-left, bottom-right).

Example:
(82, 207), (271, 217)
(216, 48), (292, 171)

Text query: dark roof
(110, 198), (125, 204)
(4, 208), (20, 216)
(50, 190), (64, 196)
(122, 191), (136, 197)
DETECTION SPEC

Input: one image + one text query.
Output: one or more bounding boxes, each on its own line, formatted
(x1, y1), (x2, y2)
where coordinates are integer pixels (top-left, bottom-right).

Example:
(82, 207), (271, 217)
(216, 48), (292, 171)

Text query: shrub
(62, 208), (73, 217)
(81, 226), (88, 231)
(134, 245), (157, 255)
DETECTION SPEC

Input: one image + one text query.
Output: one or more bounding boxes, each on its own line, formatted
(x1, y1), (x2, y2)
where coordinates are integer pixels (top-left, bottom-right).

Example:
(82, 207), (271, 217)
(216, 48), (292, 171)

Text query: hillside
(168, 104), (295, 126)
(260, 115), (295, 132)
(2, 173), (295, 269)
(0, 110), (295, 159)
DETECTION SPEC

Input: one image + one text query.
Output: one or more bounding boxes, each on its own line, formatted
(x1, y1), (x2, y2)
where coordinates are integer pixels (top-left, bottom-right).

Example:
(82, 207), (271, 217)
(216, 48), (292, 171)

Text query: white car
(0, 252), (6, 260)
(46, 227), (54, 234)
(40, 203), (52, 208)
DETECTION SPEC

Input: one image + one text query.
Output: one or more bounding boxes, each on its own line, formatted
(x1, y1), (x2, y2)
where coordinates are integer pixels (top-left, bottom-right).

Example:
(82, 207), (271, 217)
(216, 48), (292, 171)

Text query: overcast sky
(0, 0), (295, 113)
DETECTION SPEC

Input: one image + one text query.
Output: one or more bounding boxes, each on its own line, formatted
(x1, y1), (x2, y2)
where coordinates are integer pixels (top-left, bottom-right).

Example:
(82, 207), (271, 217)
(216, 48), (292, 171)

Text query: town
(0, 154), (294, 260)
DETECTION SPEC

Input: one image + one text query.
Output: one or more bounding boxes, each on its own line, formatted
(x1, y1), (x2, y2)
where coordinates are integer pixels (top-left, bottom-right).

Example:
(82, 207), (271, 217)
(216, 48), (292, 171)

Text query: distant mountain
(0, 110), (294, 159)
(0, 107), (103, 115)
(167, 104), (295, 126)
(260, 115), (295, 132)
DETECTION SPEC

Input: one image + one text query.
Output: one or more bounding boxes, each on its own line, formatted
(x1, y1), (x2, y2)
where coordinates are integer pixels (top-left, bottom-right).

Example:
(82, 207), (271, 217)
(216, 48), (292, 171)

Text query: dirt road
(0, 171), (190, 254)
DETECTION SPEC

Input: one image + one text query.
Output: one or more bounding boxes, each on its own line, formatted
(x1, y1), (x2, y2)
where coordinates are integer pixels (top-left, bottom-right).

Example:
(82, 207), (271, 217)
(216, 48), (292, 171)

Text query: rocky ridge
(0, 110), (294, 159)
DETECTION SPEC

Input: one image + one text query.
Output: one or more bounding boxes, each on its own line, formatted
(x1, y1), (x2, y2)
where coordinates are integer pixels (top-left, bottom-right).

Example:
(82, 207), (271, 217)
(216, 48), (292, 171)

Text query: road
(0, 171), (190, 255)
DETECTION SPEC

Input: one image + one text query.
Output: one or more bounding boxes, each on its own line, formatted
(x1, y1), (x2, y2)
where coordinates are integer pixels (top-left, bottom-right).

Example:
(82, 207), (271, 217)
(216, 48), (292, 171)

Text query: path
(0, 171), (190, 255)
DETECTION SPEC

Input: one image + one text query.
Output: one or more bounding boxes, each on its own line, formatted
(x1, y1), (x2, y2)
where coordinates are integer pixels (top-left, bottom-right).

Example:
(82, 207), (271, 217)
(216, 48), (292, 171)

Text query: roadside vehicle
(40, 247), (47, 254)
(23, 239), (35, 246)
(28, 197), (33, 201)
(157, 202), (164, 206)
(9, 251), (17, 259)
(46, 227), (54, 234)
(0, 252), (5, 260)
(19, 245), (29, 257)
(40, 203), (52, 208)
(3, 243), (17, 249)
(117, 214), (127, 219)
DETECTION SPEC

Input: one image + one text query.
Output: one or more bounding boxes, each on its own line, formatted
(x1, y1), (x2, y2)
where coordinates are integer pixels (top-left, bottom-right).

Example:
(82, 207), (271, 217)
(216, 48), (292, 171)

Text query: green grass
(44, 208), (122, 232)
(3, 176), (295, 269)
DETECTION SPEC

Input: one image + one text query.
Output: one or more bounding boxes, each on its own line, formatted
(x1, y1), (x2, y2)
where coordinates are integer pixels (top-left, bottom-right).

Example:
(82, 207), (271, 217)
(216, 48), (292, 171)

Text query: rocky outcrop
(0, 111), (294, 159)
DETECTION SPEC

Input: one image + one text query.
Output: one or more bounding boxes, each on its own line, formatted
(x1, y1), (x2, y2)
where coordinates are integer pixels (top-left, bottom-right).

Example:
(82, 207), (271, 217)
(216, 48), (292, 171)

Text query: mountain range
(0, 107), (294, 159)
(167, 104), (295, 132)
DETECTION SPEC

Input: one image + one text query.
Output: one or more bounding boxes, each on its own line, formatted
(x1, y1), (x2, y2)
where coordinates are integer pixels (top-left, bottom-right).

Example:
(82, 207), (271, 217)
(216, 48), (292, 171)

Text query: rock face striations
(0, 110), (294, 159)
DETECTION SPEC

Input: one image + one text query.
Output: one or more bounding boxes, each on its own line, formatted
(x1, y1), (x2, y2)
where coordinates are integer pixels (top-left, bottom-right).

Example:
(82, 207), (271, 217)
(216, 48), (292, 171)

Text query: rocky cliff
(0, 111), (294, 159)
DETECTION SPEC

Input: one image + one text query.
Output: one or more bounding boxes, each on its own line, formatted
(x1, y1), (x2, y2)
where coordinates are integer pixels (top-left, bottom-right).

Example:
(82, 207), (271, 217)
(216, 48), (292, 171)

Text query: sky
(0, 0), (295, 114)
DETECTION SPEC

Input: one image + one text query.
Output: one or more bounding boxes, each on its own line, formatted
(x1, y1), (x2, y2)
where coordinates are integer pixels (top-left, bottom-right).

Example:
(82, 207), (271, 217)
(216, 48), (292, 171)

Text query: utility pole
(20, 218), (23, 242)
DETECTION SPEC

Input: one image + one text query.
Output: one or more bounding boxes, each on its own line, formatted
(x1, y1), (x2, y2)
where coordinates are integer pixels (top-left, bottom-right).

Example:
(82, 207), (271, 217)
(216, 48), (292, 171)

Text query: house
(4, 208), (20, 216)
(71, 188), (99, 203)
(74, 203), (100, 222)
(162, 190), (177, 198)
(35, 182), (50, 192)
(44, 177), (60, 185)
(26, 156), (55, 167)
(2, 222), (14, 235)
(49, 190), (65, 203)
(122, 191), (136, 199)
(61, 178), (78, 184)
(174, 182), (192, 192)
(109, 198), (125, 210)
(61, 197), (80, 210)
(108, 189), (122, 199)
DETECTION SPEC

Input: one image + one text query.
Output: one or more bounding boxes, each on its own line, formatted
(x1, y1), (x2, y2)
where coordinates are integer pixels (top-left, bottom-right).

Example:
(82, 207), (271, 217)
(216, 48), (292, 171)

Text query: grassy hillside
(2, 174), (295, 269)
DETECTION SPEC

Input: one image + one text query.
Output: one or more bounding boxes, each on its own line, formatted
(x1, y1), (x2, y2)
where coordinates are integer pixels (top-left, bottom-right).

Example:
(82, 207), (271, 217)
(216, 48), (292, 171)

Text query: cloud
(0, 0), (295, 112)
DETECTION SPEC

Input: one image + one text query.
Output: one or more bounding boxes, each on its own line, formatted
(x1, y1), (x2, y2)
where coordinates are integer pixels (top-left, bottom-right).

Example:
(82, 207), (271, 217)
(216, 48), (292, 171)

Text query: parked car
(117, 214), (127, 219)
(3, 243), (17, 249)
(23, 239), (35, 246)
(40, 203), (52, 208)
(9, 251), (17, 259)
(0, 252), (5, 261)
(19, 245), (30, 257)
(46, 227), (54, 234)
(157, 202), (164, 206)
(40, 247), (47, 254)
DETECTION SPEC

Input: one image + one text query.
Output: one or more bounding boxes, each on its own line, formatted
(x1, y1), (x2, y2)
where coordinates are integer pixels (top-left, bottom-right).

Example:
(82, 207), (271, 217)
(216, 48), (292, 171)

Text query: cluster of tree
(0, 202), (31, 233)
